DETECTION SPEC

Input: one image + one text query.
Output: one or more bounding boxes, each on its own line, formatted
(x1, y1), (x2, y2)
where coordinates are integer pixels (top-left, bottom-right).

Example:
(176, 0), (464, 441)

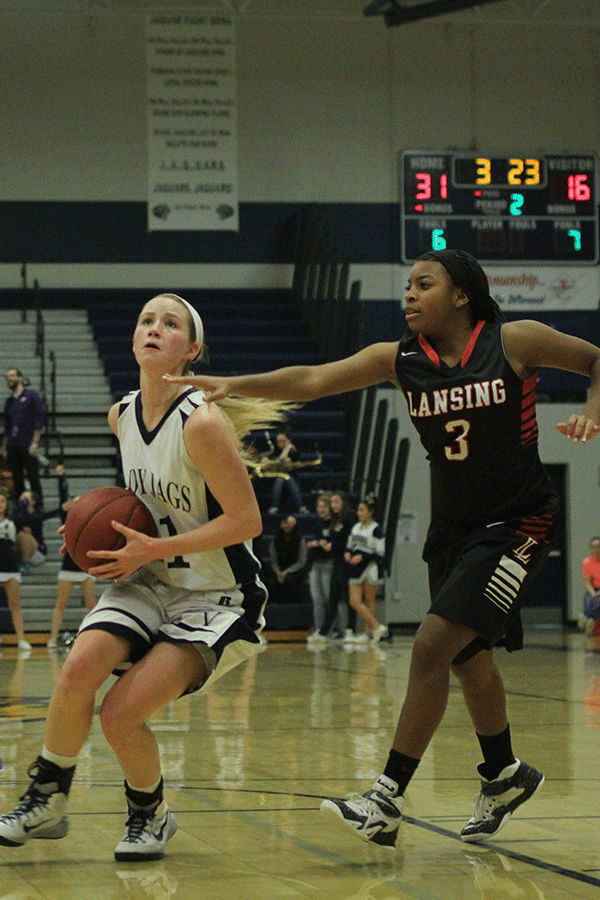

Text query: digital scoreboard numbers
(401, 151), (598, 264)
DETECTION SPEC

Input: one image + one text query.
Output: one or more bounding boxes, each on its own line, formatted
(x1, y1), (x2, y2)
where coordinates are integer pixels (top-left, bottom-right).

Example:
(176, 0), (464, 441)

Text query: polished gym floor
(0, 628), (599, 899)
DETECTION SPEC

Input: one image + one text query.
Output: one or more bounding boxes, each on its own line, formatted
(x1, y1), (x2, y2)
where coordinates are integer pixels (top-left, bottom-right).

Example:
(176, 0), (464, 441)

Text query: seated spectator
(264, 515), (308, 604)
(260, 429), (308, 515)
(14, 490), (48, 573)
(579, 536), (600, 635)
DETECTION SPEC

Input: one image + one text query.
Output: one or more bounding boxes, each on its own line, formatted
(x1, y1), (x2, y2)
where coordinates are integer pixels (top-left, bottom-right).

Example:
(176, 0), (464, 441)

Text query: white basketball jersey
(117, 388), (261, 592)
(0, 519), (16, 544)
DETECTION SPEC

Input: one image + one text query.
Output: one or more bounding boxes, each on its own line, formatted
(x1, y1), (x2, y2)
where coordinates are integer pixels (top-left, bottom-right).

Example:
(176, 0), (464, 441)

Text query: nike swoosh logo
(23, 820), (52, 833)
(401, 351), (418, 357)
(153, 822), (166, 841)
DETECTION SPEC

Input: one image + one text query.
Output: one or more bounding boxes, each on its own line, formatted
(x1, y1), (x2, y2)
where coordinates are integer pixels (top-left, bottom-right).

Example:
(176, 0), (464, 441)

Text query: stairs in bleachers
(0, 307), (117, 634)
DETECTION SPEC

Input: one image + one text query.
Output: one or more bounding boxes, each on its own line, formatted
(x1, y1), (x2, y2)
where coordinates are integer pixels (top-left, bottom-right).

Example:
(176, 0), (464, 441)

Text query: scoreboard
(401, 151), (598, 264)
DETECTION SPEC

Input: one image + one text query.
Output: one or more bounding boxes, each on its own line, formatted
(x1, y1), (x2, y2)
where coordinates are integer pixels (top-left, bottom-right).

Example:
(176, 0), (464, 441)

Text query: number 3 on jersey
(445, 419), (470, 460)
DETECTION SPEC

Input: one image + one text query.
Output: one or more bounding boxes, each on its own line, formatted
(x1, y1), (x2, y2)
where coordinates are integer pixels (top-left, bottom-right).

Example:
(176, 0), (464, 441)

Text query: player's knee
(100, 690), (146, 743)
(57, 650), (103, 697)
(99, 695), (126, 742)
(410, 632), (443, 675)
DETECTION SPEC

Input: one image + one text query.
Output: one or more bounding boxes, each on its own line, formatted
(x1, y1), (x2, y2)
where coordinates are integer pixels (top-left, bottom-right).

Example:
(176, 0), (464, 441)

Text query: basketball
(63, 486), (157, 574)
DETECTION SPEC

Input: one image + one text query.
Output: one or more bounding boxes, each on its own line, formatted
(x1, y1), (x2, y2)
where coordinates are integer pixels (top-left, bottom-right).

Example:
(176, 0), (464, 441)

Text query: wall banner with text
(486, 266), (599, 311)
(147, 11), (238, 231)
(399, 265), (599, 311)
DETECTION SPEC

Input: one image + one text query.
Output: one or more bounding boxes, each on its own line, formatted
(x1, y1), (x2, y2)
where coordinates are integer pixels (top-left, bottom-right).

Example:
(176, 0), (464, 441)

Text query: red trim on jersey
(520, 372), (539, 446)
(516, 511), (555, 544)
(418, 333), (439, 365)
(461, 320), (486, 368)
(417, 319), (486, 368)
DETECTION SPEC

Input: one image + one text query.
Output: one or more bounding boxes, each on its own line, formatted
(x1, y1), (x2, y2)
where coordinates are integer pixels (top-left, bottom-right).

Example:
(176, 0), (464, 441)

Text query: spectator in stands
(2, 368), (46, 504)
(265, 514), (308, 604)
(579, 536), (600, 635)
(261, 428), (309, 515)
(47, 466), (97, 650)
(0, 488), (32, 650)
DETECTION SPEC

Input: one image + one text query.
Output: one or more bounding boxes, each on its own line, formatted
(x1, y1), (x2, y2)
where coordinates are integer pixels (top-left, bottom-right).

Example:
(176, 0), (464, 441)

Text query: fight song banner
(147, 11), (239, 231)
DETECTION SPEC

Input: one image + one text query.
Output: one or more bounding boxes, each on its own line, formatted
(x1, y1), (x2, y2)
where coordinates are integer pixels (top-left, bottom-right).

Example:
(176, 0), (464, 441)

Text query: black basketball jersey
(395, 320), (552, 523)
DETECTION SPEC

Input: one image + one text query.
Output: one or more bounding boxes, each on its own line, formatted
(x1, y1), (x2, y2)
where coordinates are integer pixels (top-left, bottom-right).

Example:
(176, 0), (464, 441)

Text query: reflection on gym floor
(0, 629), (599, 899)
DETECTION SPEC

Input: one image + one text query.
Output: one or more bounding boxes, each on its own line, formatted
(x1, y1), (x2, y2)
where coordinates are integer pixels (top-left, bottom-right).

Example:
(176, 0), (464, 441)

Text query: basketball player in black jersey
(166, 249), (600, 847)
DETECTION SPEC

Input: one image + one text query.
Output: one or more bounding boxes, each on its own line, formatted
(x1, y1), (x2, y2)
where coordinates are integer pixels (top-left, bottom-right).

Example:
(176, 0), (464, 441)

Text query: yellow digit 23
(508, 158), (540, 185)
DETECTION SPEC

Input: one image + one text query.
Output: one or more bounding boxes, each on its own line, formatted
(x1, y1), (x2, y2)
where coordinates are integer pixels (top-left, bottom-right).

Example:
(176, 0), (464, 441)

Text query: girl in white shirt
(345, 494), (387, 644)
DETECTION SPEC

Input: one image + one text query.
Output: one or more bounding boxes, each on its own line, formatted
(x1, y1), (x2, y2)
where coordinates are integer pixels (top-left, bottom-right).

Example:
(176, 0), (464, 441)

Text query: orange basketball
(63, 486), (157, 574)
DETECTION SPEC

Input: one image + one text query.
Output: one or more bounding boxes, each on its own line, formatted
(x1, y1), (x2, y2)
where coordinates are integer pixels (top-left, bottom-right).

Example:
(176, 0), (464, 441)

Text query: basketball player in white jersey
(0, 293), (288, 861)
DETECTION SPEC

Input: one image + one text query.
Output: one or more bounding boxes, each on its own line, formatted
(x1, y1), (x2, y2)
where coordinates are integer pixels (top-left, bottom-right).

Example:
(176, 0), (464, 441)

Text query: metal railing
(17, 267), (61, 463)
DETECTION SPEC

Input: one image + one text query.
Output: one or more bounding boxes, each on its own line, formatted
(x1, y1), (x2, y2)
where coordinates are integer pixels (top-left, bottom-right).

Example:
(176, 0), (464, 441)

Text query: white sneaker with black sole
(0, 760), (70, 846)
(460, 759), (544, 843)
(320, 774), (403, 848)
(114, 800), (178, 861)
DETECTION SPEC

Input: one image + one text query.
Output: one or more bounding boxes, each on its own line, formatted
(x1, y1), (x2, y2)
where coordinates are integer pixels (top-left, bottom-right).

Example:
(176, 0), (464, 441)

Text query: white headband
(171, 294), (204, 349)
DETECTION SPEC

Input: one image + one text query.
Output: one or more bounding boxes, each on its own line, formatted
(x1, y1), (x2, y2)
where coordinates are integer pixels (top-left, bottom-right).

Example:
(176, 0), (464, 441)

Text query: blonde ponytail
(157, 294), (297, 459)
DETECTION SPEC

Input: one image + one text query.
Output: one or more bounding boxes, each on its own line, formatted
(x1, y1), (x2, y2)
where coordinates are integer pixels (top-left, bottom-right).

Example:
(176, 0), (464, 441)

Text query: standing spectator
(3, 368), (46, 504)
(265, 515), (308, 604)
(0, 489), (31, 650)
(579, 536), (600, 635)
(345, 495), (387, 644)
(47, 466), (97, 650)
(327, 490), (357, 643)
(306, 493), (336, 645)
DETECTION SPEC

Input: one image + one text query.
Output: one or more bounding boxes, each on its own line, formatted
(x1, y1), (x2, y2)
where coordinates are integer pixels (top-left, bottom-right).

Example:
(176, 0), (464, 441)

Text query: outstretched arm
(163, 342), (401, 402)
(502, 320), (600, 443)
(556, 353), (600, 442)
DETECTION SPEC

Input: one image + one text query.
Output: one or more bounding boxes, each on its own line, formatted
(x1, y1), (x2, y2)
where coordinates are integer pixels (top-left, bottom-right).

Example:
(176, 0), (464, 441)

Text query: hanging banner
(147, 11), (238, 231)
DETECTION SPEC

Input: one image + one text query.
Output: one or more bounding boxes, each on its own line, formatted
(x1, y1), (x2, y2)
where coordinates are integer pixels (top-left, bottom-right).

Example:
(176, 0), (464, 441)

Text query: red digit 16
(568, 174), (590, 202)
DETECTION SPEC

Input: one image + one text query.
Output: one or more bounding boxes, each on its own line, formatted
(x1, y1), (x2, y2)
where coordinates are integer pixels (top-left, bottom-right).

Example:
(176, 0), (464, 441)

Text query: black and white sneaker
(460, 759), (544, 843)
(114, 800), (178, 861)
(320, 775), (403, 848)
(0, 758), (71, 846)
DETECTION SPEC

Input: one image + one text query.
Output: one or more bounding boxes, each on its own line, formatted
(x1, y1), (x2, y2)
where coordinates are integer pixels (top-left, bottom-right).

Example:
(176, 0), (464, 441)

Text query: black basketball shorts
(423, 497), (558, 662)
